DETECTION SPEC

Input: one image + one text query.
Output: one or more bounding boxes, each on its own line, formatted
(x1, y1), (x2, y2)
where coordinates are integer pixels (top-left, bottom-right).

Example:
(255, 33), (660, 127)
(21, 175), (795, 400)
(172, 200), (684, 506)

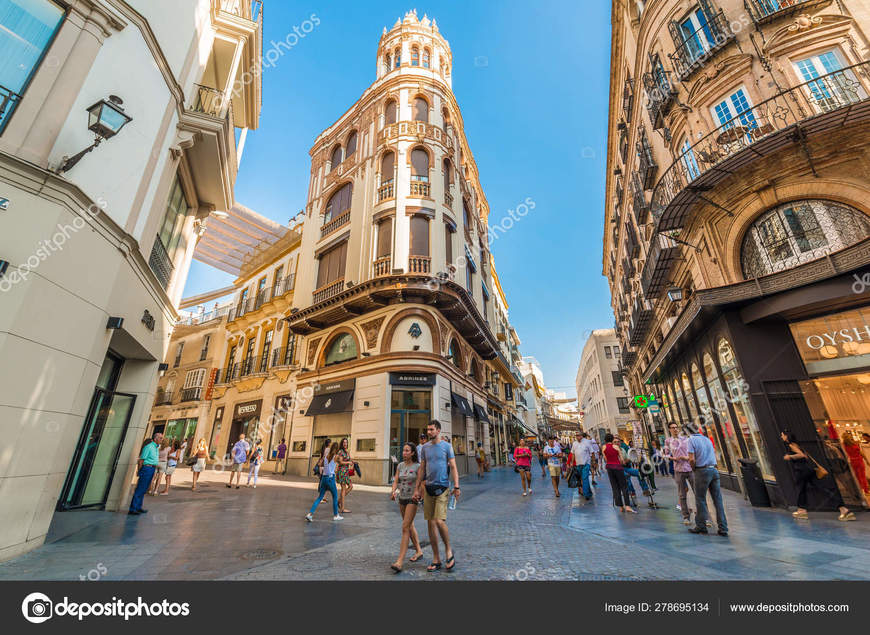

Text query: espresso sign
(234, 400), (262, 419)
(389, 372), (436, 386)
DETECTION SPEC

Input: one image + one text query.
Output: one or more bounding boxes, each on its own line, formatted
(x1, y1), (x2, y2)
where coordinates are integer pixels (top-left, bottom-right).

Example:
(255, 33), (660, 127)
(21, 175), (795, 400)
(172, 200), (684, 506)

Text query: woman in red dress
(844, 435), (870, 495)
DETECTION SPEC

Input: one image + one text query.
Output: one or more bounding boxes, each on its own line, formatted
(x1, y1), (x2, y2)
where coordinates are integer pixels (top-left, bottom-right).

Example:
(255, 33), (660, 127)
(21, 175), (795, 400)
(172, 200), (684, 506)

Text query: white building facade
(576, 329), (633, 442)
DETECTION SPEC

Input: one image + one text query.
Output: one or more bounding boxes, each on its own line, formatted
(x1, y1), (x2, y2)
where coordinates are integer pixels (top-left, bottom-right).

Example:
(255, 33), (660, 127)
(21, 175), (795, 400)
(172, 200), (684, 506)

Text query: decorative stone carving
(361, 316), (385, 349)
(306, 337), (321, 366)
(788, 14), (822, 32)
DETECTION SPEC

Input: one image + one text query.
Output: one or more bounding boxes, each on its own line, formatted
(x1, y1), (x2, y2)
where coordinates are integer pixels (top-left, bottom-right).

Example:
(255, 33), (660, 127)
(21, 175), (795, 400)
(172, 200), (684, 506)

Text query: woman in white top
(305, 439), (342, 522)
(159, 441), (180, 495)
(150, 440), (171, 495)
(389, 442), (424, 573)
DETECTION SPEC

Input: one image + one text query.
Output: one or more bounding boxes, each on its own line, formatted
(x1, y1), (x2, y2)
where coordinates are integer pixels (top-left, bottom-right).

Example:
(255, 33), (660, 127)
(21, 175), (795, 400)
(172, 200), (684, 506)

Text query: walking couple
(389, 420), (459, 574)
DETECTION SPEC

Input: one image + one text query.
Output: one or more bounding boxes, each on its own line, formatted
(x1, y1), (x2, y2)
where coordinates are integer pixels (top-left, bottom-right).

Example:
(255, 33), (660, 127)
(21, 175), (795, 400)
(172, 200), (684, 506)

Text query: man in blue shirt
(129, 432), (163, 515)
(414, 420), (460, 572)
(686, 422), (728, 536)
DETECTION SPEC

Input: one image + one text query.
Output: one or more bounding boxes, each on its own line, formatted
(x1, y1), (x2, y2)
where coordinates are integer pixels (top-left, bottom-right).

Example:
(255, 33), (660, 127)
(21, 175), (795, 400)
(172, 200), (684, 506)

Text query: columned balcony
(313, 278), (345, 304)
(744, 0), (831, 26)
(409, 180), (431, 197)
(650, 62), (870, 234)
(408, 256), (431, 274)
(373, 256), (392, 277)
(321, 209), (351, 238)
(377, 180), (394, 202)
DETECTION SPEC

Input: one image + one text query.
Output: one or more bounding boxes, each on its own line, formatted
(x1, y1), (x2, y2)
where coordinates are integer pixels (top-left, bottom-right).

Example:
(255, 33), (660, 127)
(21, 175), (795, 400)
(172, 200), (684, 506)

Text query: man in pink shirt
(663, 421), (694, 525)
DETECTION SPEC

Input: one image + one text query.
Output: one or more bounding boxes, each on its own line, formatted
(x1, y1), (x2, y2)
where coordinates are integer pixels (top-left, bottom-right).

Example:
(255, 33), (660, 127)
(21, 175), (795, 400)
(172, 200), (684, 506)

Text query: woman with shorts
(159, 441), (180, 495)
(150, 439), (170, 496)
(191, 439), (208, 490)
(513, 438), (533, 496)
(389, 442), (424, 573)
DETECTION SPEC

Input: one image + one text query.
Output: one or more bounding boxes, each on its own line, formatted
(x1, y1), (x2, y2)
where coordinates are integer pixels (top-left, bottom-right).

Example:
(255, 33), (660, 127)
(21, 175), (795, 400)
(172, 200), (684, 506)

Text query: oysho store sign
(790, 307), (870, 372)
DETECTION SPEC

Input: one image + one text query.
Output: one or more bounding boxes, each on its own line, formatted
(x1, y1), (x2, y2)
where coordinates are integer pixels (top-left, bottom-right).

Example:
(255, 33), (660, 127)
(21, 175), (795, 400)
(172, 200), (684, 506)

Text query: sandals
(410, 552), (423, 562)
(390, 564), (402, 574)
(427, 562), (442, 572)
(445, 553), (455, 571)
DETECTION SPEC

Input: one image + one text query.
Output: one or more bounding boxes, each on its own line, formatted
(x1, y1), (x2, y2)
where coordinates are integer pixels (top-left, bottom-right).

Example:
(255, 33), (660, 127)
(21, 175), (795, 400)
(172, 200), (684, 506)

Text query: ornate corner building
(605, 0), (870, 509)
(280, 11), (526, 483)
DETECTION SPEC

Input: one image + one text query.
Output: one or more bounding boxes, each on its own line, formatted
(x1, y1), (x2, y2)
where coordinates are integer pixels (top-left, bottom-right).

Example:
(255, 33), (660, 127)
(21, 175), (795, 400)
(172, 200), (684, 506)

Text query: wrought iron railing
(148, 235), (174, 289)
(669, 8), (734, 81)
(744, 0), (825, 25)
(623, 77), (635, 122)
(444, 190), (453, 207)
(628, 297), (654, 346)
(154, 391), (174, 406)
(313, 278), (345, 304)
(630, 172), (649, 225)
(190, 84), (226, 117)
(227, 275), (295, 322)
(650, 62), (870, 229)
(176, 305), (231, 326)
(642, 67), (678, 130)
(636, 129), (657, 189)
(180, 387), (202, 402)
(0, 84), (22, 134)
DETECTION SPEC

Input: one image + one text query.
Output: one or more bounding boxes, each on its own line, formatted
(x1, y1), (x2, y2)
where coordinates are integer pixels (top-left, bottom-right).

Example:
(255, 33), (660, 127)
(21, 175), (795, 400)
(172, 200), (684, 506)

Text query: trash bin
(738, 458), (770, 507)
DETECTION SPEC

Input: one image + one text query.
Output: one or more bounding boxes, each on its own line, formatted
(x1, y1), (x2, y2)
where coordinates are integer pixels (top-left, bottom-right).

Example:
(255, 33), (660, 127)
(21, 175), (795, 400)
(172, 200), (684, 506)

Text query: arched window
(462, 199), (471, 230)
(681, 372), (698, 419)
(384, 99), (397, 124)
(442, 106), (450, 126)
(410, 214), (430, 257)
(411, 46), (419, 66)
(470, 358), (481, 383)
(329, 145), (342, 172)
(692, 362), (726, 468)
(741, 199), (870, 278)
(345, 131), (357, 158)
(672, 378), (685, 422)
(324, 182), (352, 222)
(703, 352), (743, 474)
(413, 96), (428, 122)
(443, 158), (452, 193)
(423, 48), (431, 68)
(411, 148), (429, 182)
(717, 340), (772, 478)
(448, 338), (462, 368)
(383, 53), (391, 73)
(380, 151), (395, 184)
(394, 47), (401, 68)
(324, 333), (357, 366)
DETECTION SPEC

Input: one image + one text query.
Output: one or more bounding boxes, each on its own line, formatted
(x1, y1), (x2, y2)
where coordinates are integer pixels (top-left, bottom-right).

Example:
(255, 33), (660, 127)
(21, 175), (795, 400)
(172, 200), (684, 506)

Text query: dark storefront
(226, 399), (262, 457)
(645, 272), (870, 510)
(306, 378), (355, 474)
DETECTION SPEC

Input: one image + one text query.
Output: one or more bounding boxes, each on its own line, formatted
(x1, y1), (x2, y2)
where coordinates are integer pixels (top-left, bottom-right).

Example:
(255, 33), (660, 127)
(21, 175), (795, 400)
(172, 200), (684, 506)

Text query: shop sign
(389, 372), (436, 386)
(633, 394), (657, 408)
(234, 400), (262, 419)
(204, 368), (218, 401)
(312, 378), (355, 395)
(790, 307), (870, 373)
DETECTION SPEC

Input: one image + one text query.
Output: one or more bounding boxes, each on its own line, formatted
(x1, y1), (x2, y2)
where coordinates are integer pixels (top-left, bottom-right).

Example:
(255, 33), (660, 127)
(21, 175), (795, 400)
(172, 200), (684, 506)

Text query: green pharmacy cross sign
(633, 394), (658, 408)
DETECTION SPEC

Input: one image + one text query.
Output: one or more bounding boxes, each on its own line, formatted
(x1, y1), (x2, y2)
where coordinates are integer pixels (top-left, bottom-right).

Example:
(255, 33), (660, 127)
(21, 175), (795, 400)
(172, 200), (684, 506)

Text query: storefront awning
(451, 392), (473, 416)
(305, 390), (354, 416)
(473, 404), (491, 423)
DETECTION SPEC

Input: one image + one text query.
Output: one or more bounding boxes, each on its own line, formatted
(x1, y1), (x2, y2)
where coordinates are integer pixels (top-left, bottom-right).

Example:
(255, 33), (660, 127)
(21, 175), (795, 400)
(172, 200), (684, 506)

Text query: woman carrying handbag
(781, 431), (855, 521)
(336, 437), (354, 514)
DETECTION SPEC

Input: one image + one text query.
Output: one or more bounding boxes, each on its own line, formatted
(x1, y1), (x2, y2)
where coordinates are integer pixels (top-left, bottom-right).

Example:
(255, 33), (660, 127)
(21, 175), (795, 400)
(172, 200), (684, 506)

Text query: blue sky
(183, 0), (614, 398)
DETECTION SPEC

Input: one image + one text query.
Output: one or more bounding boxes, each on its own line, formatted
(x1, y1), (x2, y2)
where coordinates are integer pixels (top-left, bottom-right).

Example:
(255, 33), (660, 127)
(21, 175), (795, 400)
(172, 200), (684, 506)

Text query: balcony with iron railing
(444, 190), (454, 207)
(744, 0), (829, 26)
(313, 278), (345, 304)
(643, 67), (679, 130)
(628, 297), (654, 346)
(636, 130), (657, 190)
(154, 391), (174, 406)
(669, 7), (735, 81)
(408, 256), (431, 274)
(321, 209), (351, 238)
(630, 172), (649, 225)
(270, 345), (297, 368)
(623, 77), (635, 122)
(641, 231), (682, 299)
(180, 387), (203, 402)
(227, 274), (296, 323)
(177, 305), (231, 326)
(373, 256), (392, 277)
(0, 84), (22, 135)
(148, 235), (174, 290)
(649, 62), (870, 236)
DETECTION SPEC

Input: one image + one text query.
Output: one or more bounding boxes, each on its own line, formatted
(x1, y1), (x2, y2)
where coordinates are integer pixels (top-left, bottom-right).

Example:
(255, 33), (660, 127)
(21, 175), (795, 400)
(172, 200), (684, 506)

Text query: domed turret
(376, 9), (452, 88)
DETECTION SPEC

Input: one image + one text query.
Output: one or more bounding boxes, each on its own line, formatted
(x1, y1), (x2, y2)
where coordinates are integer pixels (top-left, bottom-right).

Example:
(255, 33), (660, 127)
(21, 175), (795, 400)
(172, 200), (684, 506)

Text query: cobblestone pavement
(1, 466), (869, 581)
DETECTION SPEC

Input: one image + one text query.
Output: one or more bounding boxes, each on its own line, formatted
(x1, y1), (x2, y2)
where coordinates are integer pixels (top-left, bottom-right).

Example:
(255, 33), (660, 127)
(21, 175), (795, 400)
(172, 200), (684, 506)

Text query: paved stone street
(1, 466), (869, 581)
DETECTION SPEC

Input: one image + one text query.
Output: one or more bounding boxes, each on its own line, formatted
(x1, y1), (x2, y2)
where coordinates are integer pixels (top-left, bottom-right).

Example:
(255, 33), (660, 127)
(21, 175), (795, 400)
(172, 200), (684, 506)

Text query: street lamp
(666, 286), (684, 302)
(59, 95), (133, 173)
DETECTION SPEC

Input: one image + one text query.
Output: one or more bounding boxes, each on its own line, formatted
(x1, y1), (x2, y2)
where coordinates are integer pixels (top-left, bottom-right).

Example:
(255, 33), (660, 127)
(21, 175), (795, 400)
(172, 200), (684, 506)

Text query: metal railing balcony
(148, 235), (174, 290)
(270, 345), (297, 368)
(180, 387), (202, 402)
(642, 68), (679, 130)
(669, 8), (735, 81)
(630, 172), (649, 225)
(176, 305), (231, 326)
(623, 77), (635, 122)
(154, 391), (174, 406)
(744, 0), (828, 26)
(636, 130), (657, 190)
(321, 210), (350, 238)
(0, 84), (22, 134)
(190, 84), (226, 118)
(650, 62), (870, 233)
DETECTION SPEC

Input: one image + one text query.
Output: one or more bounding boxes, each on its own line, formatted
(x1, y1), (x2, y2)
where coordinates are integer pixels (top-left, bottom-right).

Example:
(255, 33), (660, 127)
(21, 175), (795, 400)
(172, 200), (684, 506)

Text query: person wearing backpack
(306, 439), (343, 522)
(246, 439), (264, 488)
